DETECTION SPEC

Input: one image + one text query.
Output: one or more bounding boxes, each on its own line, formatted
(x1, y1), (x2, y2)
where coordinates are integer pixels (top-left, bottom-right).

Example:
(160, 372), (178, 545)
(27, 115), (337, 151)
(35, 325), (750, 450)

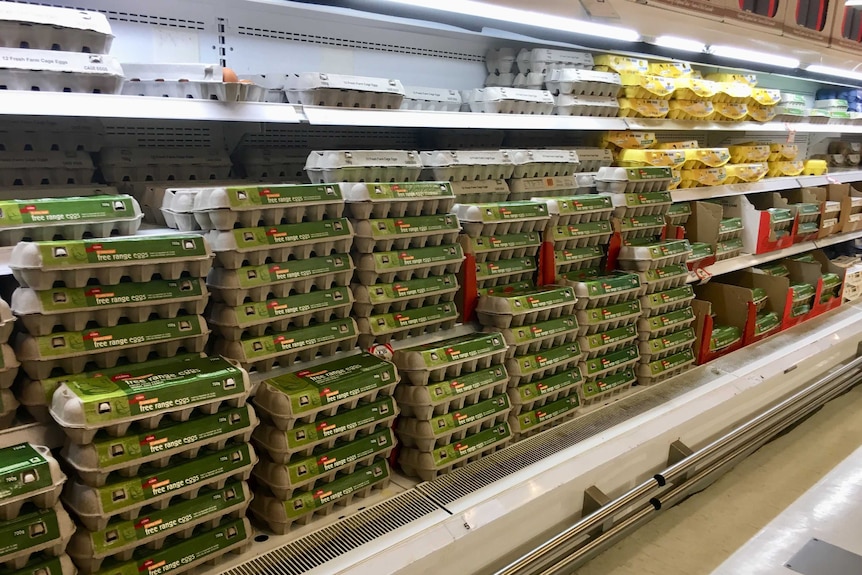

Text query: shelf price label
(784, 123), (796, 144)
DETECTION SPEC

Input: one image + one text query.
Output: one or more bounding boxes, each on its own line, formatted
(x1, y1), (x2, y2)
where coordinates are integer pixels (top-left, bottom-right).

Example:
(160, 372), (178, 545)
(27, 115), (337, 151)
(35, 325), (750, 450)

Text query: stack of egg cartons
(704, 73), (756, 123)
(473, 286), (581, 441)
(203, 162), (357, 371)
(394, 332), (512, 480)
(485, 48), (517, 88)
(0, 443), (74, 575)
(250, 352), (398, 533)
(505, 149), (581, 201)
(544, 56), (621, 118)
(593, 55), (672, 120)
(0, 299), (17, 428)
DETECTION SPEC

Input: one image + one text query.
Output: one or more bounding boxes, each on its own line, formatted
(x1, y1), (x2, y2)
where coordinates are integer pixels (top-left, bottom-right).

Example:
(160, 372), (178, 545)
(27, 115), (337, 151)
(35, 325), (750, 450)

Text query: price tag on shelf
(827, 176), (841, 185)
(784, 123), (796, 143)
(687, 267), (712, 285)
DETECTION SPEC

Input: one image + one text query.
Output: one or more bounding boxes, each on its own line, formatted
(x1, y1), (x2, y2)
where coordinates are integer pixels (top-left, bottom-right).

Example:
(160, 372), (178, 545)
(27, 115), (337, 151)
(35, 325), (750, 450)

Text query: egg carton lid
(100, 147), (229, 167)
(0, 444), (65, 517)
(546, 68), (620, 84)
(464, 87), (555, 104)
(305, 150), (420, 171)
(0, 2), (112, 35)
(510, 176), (580, 194)
(402, 86), (462, 104)
(554, 94), (620, 107)
(393, 331), (508, 372)
(339, 181), (454, 202)
(0, 47), (122, 75)
(420, 149), (514, 168)
(501, 149), (580, 167)
(0, 195), (141, 229)
(193, 183), (342, 212)
(233, 147), (307, 163)
(596, 166), (674, 182)
(120, 62), (222, 82)
(814, 98), (849, 109)
(453, 201), (549, 223)
(285, 72), (405, 95)
(517, 48), (594, 70)
(0, 149), (93, 171)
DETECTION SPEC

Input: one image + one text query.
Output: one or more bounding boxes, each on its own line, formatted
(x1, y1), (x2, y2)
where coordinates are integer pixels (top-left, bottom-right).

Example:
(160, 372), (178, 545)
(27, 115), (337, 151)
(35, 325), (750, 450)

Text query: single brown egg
(223, 67), (239, 83)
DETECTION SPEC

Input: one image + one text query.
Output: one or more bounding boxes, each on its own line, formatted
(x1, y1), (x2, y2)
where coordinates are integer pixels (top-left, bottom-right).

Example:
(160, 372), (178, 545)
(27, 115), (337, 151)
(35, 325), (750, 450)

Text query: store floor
(574, 383), (862, 575)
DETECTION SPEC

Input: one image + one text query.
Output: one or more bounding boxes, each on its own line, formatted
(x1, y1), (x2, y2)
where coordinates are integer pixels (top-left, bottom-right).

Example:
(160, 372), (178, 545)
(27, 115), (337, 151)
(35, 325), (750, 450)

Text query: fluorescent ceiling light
(373, 0), (641, 42)
(709, 45), (800, 68)
(653, 35), (706, 53)
(846, 0), (862, 6)
(806, 64), (862, 82)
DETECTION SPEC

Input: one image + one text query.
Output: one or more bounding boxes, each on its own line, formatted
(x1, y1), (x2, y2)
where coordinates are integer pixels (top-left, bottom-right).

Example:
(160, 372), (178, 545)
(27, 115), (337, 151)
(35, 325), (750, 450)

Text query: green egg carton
(636, 346), (695, 385)
(576, 299), (642, 335)
(561, 270), (641, 309)
(709, 325), (742, 352)
(637, 305), (696, 339)
(554, 245), (604, 274)
(508, 394), (580, 439)
(393, 332), (509, 385)
(639, 285), (695, 317)
(397, 394), (511, 452)
(460, 232), (542, 263)
(394, 365), (509, 421)
(634, 263), (689, 295)
(507, 368), (583, 416)
(578, 367), (637, 406)
(638, 326), (697, 362)
(755, 311), (781, 336)
(506, 341), (582, 385)
(491, 315), (580, 356)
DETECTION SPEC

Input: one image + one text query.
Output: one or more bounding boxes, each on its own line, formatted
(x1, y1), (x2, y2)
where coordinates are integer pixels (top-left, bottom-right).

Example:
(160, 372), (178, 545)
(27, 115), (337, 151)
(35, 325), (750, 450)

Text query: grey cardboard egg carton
(98, 148), (232, 184)
(213, 317), (359, 373)
(554, 95), (621, 117)
(563, 271), (641, 309)
(16, 315), (210, 380)
(463, 88), (555, 115)
(484, 72), (515, 87)
(596, 167), (674, 195)
(486, 48), (516, 75)
(398, 423), (511, 482)
(503, 149), (580, 179)
(638, 327), (697, 363)
(354, 244), (464, 284)
(576, 300), (643, 335)
(352, 274), (458, 316)
(401, 86), (462, 112)
(252, 352), (398, 429)
(0, 505), (75, 569)
(397, 394), (511, 452)
(516, 48), (594, 74)
(491, 314), (580, 356)
(545, 69), (621, 97)
(394, 365), (509, 421)
(665, 202), (692, 226)
(0, 444), (66, 522)
(507, 368), (582, 416)
(61, 404), (259, 487)
(12, 278), (209, 336)
(475, 286), (577, 329)
(420, 150), (515, 182)
(251, 396), (399, 461)
(121, 180), (245, 227)
(48, 355), (252, 444)
(0, 3), (113, 53)
(10, 554), (76, 575)
(508, 176), (579, 202)
(579, 367), (637, 407)
(0, 184), (116, 201)
(554, 246), (605, 274)
(208, 286), (353, 341)
(394, 331), (509, 386)
(120, 63), (264, 102)
(610, 192), (674, 218)
(634, 264), (690, 295)
(637, 306), (696, 340)
(356, 302), (458, 350)
(250, 460), (390, 534)
(639, 285), (696, 317)
(617, 215), (667, 240)
(206, 253), (354, 307)
(578, 323), (639, 360)
(578, 344), (640, 381)
(0, 48), (122, 94)
(207, 218), (354, 269)
(450, 180), (510, 203)
(306, 150), (421, 184)
(252, 429), (396, 500)
(0, 388), (17, 428)
(505, 342), (582, 386)
(160, 187), (204, 231)
(460, 233), (541, 263)
(66, 482), (252, 574)
(508, 395), (581, 441)
(233, 147), (306, 180)
(340, 181), (456, 220)
(352, 214), (461, 253)
(454, 201), (550, 237)
(0, 300), (14, 344)
(636, 348), (696, 386)
(512, 73), (544, 90)
(62, 444), (257, 532)
(545, 221), (614, 249)
(0, 149), (94, 186)
(531, 195), (614, 227)
(617, 240), (692, 272)
(475, 257), (537, 288)
(571, 149), (614, 173)
(285, 73), (405, 109)
(10, 234), (213, 291)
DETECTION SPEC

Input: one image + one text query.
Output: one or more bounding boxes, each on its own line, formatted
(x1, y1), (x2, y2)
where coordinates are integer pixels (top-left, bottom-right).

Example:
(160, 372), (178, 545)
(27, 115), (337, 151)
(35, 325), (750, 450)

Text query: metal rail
(494, 353), (862, 575)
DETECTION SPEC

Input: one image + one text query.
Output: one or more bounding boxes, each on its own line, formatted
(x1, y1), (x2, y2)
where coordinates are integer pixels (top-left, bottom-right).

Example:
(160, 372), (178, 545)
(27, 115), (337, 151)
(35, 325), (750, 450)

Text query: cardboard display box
(780, 257), (826, 329)
(692, 283), (748, 364)
(782, 186), (841, 239)
(829, 0), (862, 54)
(719, 270), (785, 345)
(828, 183), (862, 233)
(719, 194), (795, 255)
(809, 249), (846, 315)
(724, 0), (787, 35)
(784, 0), (837, 45)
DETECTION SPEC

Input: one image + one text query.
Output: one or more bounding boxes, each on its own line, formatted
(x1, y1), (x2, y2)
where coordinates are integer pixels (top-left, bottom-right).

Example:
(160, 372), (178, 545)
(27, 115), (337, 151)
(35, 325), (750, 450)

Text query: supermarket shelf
(671, 177), (803, 202)
(623, 118), (862, 133)
(797, 170), (862, 186)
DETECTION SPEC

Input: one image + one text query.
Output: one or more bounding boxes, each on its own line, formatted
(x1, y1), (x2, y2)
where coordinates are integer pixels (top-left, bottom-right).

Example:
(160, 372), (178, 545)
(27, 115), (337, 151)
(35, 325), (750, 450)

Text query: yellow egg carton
(679, 167), (729, 188)
(667, 100), (714, 120)
(705, 73), (758, 86)
(801, 159), (828, 175)
(669, 169), (682, 190)
(616, 149), (686, 169)
(681, 148), (731, 168)
(711, 83), (753, 104)
(594, 54), (649, 75)
(648, 61), (693, 78)
(724, 163), (768, 183)
(767, 161), (804, 177)
(710, 102), (748, 120)
(748, 88), (781, 107)
(617, 98), (670, 118)
(620, 74), (676, 100)
(729, 144), (770, 163)
(602, 131), (657, 150)
(656, 140), (699, 150)
(768, 144), (799, 161)
(673, 78), (719, 101)
(747, 104), (778, 123)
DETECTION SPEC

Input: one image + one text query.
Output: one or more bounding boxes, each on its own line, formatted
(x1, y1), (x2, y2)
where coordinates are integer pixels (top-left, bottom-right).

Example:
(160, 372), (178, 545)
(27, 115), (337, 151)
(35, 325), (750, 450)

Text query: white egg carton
(572, 149), (614, 173)
(62, 444), (257, 532)
(617, 239), (692, 271)
(0, 505), (75, 569)
(460, 232), (542, 263)
(475, 257), (537, 288)
(353, 215), (460, 252)
(354, 244), (464, 284)
(206, 253), (354, 307)
(578, 323), (639, 360)
(356, 302), (459, 349)
(352, 274), (459, 316)
(233, 147), (306, 180)
(513, 72), (545, 90)
(305, 150), (422, 184)
(398, 424), (511, 482)
(66, 482), (252, 574)
(491, 314), (580, 356)
(397, 394), (511, 452)
(636, 347), (696, 385)
(213, 317), (359, 373)
(638, 326), (696, 362)
(420, 150), (515, 182)
(208, 286), (354, 341)
(121, 63), (264, 102)
(486, 48), (516, 75)
(639, 285), (695, 317)
(0, 150), (94, 186)
(553, 95), (620, 117)
(485, 72), (515, 87)
(507, 176), (578, 202)
(596, 167), (674, 195)
(16, 315), (210, 380)
(463, 88), (555, 115)
(161, 187), (204, 231)
(285, 72), (405, 108)
(0, 444), (65, 521)
(252, 395), (398, 460)
(239, 74), (288, 102)
(450, 180), (511, 203)
(544, 221), (614, 249)
(251, 461), (390, 534)
(507, 368), (582, 416)
(62, 405), (258, 487)
(555, 246), (605, 274)
(503, 149), (580, 178)
(637, 305), (696, 339)
(206, 218), (353, 269)
(453, 201), (550, 237)
(0, 48), (122, 94)
(340, 181), (456, 219)
(0, 3), (113, 53)
(516, 48), (594, 73)
(395, 365), (509, 421)
(99, 147), (232, 183)
(506, 341), (582, 386)
(401, 86), (462, 111)
(10, 234), (213, 290)
(12, 277), (208, 336)
(576, 299), (643, 335)
(634, 263), (690, 294)
(544, 69), (621, 97)
(532, 194), (614, 226)
(579, 367), (637, 406)
(475, 286), (577, 329)
(563, 271), (642, 309)
(393, 331), (509, 386)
